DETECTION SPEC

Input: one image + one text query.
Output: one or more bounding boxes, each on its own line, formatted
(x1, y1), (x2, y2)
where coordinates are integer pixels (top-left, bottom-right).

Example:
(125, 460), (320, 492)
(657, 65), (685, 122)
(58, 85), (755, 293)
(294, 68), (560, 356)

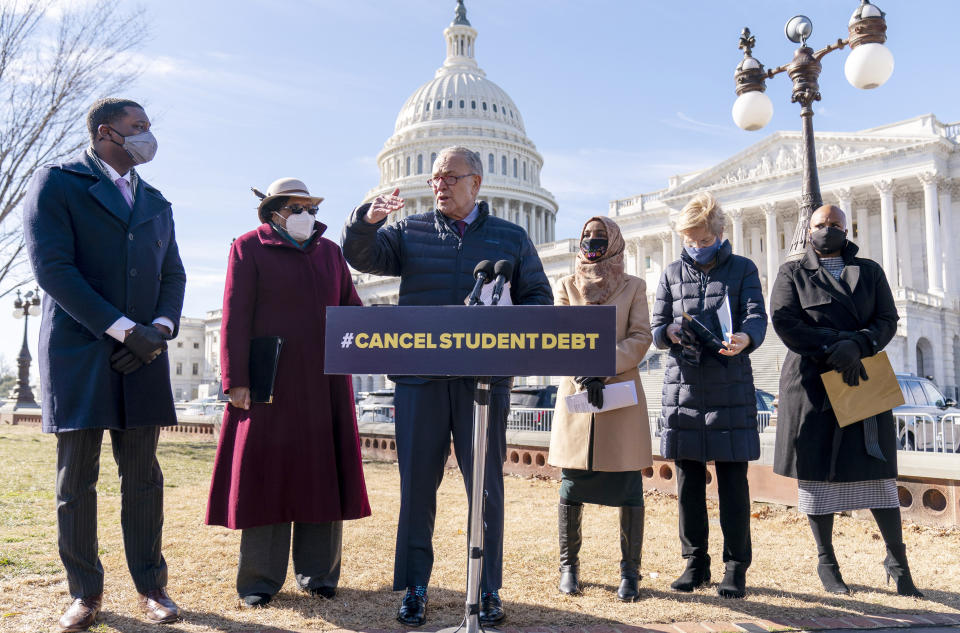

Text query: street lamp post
(731, 0), (894, 260)
(12, 288), (41, 409)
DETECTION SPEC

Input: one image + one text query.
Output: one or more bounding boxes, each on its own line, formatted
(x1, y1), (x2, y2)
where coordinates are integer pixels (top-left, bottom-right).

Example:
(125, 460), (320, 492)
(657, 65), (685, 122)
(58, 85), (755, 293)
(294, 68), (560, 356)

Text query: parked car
(894, 374), (959, 452)
(508, 385), (557, 431)
(357, 389), (395, 424)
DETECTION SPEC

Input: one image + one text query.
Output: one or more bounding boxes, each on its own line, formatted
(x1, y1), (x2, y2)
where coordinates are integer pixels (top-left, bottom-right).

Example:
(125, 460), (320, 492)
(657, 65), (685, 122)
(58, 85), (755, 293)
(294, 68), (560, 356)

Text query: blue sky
(3, 0), (959, 375)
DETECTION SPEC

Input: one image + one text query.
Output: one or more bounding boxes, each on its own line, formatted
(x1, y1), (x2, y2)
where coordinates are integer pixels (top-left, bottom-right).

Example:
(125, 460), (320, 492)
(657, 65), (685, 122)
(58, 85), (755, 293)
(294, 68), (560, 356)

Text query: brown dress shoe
(138, 588), (180, 624)
(59, 594), (102, 632)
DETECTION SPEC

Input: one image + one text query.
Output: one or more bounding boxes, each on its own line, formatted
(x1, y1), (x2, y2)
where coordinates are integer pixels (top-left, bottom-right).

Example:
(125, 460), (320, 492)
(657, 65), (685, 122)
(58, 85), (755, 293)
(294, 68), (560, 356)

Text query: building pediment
(662, 131), (941, 199)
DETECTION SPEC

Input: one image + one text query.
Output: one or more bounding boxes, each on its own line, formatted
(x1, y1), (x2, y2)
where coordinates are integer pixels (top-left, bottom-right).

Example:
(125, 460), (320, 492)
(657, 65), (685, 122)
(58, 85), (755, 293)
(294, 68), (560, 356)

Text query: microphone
(490, 259), (514, 306)
(466, 260), (495, 305)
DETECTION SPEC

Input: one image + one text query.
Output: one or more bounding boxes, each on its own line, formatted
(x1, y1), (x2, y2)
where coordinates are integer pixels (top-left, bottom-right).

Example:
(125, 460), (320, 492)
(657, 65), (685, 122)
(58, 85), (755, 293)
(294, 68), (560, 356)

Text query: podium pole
(439, 375), (491, 633)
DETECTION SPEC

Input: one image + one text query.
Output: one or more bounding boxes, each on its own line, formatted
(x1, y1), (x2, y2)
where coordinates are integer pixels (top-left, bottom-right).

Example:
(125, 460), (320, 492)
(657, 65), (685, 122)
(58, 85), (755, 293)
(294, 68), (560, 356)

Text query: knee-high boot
(872, 508), (923, 598)
(617, 504), (644, 602)
(558, 502), (582, 595)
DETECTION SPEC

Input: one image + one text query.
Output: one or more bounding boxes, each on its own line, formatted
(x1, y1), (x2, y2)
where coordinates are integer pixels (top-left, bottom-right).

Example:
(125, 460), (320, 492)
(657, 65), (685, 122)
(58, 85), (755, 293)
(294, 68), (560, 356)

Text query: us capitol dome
(362, 0), (558, 247)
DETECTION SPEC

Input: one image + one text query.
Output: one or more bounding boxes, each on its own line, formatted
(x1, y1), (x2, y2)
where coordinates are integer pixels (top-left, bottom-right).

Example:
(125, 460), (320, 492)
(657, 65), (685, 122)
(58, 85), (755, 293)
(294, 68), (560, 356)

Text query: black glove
(678, 321), (702, 365)
(123, 324), (168, 364)
(110, 347), (143, 374)
(575, 376), (604, 409)
(840, 361), (869, 387)
(825, 339), (860, 372)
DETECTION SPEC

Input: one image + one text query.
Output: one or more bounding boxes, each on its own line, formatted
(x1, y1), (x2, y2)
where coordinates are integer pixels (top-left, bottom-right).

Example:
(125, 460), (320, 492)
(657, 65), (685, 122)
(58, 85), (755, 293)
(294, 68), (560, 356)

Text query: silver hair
(434, 145), (483, 180)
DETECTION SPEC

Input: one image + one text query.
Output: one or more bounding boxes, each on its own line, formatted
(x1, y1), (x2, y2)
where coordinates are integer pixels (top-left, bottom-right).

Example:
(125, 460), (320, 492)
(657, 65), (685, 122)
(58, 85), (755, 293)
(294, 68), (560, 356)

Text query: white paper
(464, 281), (513, 306)
(565, 380), (638, 414)
(718, 291), (733, 344)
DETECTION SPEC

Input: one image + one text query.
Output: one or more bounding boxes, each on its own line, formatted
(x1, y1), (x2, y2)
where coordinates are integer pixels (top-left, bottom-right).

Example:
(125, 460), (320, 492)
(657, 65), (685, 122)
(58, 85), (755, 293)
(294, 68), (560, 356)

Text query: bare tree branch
(0, 0), (149, 295)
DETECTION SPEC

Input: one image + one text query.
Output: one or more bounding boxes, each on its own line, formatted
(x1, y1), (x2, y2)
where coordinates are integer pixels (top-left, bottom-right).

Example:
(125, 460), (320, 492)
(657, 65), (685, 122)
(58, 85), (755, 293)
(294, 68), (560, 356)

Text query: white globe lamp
(732, 91), (773, 131)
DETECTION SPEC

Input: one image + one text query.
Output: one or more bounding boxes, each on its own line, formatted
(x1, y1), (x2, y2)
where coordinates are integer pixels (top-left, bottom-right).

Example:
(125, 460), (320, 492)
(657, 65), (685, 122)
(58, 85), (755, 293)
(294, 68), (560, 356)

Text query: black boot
(558, 501), (583, 595)
(808, 513), (849, 594)
(883, 544), (924, 598)
(617, 505), (644, 602)
(717, 564), (746, 599)
(670, 556), (710, 592)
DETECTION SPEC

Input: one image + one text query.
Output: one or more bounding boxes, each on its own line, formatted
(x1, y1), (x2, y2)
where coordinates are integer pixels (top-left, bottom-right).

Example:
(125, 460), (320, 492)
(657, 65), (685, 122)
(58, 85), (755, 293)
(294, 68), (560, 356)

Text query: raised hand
(364, 187), (405, 224)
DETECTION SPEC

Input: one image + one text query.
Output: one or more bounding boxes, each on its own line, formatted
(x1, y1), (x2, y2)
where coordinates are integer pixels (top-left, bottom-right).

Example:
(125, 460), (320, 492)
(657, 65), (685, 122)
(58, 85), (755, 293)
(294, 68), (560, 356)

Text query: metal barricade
(757, 411), (772, 433)
(894, 410), (960, 453)
(506, 407), (554, 432)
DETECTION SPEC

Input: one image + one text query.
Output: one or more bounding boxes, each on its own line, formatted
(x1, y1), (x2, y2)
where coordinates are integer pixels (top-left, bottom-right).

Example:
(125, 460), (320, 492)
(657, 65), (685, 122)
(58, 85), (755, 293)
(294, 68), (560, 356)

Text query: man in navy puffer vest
(342, 146), (552, 627)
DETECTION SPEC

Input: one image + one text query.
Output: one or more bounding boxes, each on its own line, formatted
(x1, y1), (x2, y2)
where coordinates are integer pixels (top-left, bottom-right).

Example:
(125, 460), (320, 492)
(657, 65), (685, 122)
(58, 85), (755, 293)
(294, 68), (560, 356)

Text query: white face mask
(281, 211), (316, 242)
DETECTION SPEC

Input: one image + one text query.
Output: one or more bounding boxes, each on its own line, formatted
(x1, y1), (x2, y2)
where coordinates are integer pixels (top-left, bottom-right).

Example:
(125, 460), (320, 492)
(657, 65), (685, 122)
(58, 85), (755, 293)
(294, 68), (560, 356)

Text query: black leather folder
(249, 336), (283, 404)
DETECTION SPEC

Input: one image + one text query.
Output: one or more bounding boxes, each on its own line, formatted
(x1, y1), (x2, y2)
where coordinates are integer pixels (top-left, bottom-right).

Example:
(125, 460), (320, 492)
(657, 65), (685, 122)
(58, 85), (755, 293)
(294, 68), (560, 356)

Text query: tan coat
(547, 274), (653, 471)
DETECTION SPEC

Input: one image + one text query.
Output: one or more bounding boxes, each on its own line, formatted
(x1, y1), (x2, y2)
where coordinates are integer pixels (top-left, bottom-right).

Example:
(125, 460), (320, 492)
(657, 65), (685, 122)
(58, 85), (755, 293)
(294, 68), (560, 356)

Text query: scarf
(573, 215), (626, 304)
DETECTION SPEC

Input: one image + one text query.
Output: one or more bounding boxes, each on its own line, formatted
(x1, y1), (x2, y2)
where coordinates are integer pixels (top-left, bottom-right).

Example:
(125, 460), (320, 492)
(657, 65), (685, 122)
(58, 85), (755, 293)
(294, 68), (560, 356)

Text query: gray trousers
(237, 522), (342, 597)
(56, 426), (167, 598)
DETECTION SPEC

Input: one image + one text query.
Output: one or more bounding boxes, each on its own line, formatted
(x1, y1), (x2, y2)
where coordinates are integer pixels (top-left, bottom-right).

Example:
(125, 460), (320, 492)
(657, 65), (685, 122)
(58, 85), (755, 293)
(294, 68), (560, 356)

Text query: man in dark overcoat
(342, 146), (552, 627)
(22, 98), (186, 631)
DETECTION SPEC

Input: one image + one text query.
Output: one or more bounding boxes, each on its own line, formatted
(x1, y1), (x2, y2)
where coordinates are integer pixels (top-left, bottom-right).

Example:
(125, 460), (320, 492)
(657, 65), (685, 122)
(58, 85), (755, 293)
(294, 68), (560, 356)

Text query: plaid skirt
(797, 478), (898, 514)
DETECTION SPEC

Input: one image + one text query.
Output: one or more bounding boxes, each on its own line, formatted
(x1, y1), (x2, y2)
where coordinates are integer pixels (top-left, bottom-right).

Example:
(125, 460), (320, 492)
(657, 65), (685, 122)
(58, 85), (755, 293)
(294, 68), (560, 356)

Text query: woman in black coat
(651, 192), (767, 599)
(771, 204), (922, 598)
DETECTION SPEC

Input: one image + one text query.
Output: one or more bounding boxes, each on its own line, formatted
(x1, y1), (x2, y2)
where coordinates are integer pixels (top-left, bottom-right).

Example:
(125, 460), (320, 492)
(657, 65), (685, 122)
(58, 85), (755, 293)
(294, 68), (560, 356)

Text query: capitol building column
(761, 203), (778, 293)
(894, 187), (912, 289)
(919, 171), (944, 296)
(854, 198), (871, 260)
(941, 180), (956, 297)
(875, 179), (898, 287)
(728, 208), (744, 255)
(634, 239), (646, 278)
(659, 232), (671, 271)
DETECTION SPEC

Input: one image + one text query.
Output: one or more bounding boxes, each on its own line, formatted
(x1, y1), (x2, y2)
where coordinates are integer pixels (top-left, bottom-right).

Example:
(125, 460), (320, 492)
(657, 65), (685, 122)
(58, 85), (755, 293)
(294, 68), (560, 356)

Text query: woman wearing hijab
(771, 204), (922, 598)
(650, 192), (767, 599)
(548, 216), (653, 602)
(206, 178), (371, 608)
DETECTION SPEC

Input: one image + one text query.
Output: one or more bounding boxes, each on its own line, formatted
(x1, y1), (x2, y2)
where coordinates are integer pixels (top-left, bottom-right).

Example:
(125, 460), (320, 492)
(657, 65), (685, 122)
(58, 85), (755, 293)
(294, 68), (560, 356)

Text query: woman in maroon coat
(206, 178), (370, 608)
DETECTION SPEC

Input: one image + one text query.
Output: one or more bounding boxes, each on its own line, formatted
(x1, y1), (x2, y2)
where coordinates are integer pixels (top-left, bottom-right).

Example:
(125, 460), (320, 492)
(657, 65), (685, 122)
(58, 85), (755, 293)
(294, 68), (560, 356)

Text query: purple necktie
(454, 220), (467, 237)
(115, 177), (133, 209)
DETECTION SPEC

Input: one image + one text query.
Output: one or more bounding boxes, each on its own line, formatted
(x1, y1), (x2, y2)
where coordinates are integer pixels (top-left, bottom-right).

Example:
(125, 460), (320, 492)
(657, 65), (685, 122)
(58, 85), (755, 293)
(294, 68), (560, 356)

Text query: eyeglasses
(281, 204), (319, 215)
(427, 173), (476, 188)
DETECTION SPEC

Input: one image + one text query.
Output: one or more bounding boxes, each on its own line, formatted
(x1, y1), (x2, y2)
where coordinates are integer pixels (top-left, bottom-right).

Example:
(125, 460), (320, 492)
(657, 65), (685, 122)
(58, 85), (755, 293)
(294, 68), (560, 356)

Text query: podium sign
(324, 305), (616, 377)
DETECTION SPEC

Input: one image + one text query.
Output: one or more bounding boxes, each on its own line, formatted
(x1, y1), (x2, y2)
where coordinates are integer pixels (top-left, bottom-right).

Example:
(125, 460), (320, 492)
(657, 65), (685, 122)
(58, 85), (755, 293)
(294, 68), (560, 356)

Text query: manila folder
(820, 351), (904, 427)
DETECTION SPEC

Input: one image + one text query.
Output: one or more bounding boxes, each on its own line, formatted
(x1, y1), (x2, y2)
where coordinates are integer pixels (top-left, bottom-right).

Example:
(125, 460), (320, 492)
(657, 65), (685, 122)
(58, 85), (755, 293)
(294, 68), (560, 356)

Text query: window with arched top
(482, 102), (487, 111)
(493, 104), (498, 113)
(513, 158), (518, 178)
(447, 100), (453, 108)
(417, 154), (423, 175)
(405, 156), (411, 177)
(425, 102), (430, 112)
(437, 100), (442, 109)
(459, 99), (464, 108)
(471, 100), (476, 109)
(488, 153), (494, 174)
(501, 155), (507, 175)
(431, 152), (437, 167)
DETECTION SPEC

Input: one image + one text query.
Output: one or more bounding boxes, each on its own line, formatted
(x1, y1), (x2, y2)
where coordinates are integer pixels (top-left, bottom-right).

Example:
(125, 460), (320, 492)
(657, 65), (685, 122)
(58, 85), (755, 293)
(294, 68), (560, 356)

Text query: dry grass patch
(0, 424), (958, 632)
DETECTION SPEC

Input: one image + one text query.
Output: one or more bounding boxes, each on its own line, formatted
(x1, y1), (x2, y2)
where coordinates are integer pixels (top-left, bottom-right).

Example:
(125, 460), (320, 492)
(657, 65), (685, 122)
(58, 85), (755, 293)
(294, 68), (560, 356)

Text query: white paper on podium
(565, 380), (638, 414)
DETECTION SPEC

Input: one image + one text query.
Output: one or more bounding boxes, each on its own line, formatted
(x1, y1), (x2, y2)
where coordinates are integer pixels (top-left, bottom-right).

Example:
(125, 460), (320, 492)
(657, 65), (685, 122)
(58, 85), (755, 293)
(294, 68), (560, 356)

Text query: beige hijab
(573, 216), (626, 304)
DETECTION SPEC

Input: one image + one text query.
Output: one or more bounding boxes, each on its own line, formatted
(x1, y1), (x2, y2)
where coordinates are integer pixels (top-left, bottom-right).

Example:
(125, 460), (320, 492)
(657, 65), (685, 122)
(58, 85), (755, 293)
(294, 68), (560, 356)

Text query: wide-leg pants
(676, 459), (752, 570)
(237, 521), (342, 597)
(56, 426), (167, 598)
(392, 378), (509, 592)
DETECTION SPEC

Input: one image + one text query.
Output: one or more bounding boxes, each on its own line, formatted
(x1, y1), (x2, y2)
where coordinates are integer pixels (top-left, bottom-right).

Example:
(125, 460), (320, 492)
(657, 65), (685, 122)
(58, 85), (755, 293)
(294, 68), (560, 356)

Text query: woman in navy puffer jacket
(651, 192), (767, 599)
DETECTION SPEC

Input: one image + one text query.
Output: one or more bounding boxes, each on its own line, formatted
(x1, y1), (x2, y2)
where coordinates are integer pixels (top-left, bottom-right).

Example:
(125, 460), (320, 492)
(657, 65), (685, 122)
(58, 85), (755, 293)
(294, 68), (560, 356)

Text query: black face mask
(580, 237), (608, 261)
(810, 227), (846, 254)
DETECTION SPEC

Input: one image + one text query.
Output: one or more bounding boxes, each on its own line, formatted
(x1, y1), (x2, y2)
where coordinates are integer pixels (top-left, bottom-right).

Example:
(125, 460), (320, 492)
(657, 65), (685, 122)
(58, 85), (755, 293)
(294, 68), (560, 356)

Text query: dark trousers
(237, 522), (342, 597)
(392, 378), (508, 592)
(676, 459), (752, 570)
(56, 426), (166, 598)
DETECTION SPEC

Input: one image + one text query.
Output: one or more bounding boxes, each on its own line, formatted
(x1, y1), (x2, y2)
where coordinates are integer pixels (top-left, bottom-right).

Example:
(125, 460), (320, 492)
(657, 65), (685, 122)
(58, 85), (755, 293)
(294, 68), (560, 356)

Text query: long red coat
(206, 221), (371, 529)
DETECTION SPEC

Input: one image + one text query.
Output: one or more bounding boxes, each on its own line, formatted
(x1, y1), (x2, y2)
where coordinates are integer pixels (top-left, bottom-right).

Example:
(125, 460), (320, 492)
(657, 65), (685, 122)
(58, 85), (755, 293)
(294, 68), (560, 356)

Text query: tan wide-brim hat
(254, 177), (324, 223)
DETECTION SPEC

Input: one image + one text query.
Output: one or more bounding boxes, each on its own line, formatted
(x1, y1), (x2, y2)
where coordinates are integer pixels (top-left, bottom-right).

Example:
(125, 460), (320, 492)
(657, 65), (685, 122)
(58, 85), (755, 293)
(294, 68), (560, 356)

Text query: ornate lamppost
(11, 287), (41, 409)
(731, 0), (894, 260)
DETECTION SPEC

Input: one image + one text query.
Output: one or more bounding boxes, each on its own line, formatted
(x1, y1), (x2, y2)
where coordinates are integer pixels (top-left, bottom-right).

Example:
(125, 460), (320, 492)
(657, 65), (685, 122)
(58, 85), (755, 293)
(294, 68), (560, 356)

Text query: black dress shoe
(309, 586), (337, 599)
(397, 586), (427, 627)
(671, 557), (710, 592)
(241, 592), (272, 608)
(479, 591), (505, 626)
